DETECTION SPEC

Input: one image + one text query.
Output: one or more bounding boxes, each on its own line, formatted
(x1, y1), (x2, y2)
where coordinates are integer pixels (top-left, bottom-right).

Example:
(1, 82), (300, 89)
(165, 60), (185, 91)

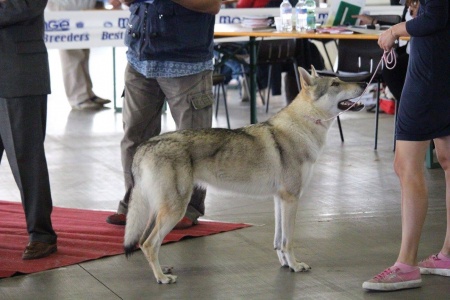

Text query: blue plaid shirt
(128, 54), (214, 79)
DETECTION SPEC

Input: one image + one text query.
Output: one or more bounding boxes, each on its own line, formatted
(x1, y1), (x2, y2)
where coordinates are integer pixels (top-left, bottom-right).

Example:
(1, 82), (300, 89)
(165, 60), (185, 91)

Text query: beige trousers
(117, 64), (214, 219)
(59, 49), (95, 106)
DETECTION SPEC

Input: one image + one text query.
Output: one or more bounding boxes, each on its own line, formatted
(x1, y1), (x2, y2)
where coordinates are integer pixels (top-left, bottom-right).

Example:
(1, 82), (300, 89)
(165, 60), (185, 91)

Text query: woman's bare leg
(394, 140), (430, 265)
(433, 135), (450, 256)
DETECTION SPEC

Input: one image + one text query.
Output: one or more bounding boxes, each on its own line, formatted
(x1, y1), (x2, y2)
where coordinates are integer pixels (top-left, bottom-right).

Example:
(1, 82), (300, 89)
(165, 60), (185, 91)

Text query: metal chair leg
(221, 83), (230, 129)
(214, 84), (220, 118)
(336, 116), (344, 142)
(374, 79), (381, 150)
(293, 61), (301, 91)
(265, 65), (272, 113)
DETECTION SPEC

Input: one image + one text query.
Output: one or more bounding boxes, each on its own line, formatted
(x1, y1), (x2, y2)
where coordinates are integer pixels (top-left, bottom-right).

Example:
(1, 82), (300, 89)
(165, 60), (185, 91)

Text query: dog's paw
(156, 274), (177, 284)
(289, 262), (311, 273)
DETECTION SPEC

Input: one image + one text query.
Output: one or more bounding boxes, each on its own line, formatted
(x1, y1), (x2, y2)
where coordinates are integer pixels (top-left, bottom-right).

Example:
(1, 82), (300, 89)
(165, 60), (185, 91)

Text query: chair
(317, 39), (384, 148)
(312, 39), (338, 71)
(254, 38), (301, 113)
(214, 39), (301, 113)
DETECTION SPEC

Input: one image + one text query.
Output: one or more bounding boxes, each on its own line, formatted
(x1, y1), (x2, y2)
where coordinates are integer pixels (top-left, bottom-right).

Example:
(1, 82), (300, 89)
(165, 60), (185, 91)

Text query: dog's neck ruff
(311, 49), (397, 124)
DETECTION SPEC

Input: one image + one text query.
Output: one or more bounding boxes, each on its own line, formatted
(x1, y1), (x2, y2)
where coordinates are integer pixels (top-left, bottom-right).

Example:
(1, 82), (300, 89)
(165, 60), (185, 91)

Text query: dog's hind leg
(140, 201), (187, 284)
(278, 191), (311, 272)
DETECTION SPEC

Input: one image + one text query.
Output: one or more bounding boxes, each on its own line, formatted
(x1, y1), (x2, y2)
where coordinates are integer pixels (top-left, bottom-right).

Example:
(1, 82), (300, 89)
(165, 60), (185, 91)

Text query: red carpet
(0, 200), (250, 278)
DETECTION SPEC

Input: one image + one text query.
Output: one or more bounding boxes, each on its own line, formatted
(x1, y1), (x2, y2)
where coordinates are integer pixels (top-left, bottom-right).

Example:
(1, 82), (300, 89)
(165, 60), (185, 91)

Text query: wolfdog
(124, 66), (365, 284)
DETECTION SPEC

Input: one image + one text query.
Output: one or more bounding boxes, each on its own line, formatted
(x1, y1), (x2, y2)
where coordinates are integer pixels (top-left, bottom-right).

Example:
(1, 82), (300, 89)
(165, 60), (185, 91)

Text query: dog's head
(298, 66), (365, 116)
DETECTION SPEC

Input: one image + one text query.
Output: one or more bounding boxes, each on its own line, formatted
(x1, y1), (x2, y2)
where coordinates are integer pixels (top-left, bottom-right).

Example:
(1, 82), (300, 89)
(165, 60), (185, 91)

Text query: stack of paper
(316, 26), (354, 34)
(241, 15), (272, 30)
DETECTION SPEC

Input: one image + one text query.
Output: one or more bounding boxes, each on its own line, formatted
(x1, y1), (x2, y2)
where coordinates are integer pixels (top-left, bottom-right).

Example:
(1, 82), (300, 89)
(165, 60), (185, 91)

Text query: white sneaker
(228, 78), (239, 88)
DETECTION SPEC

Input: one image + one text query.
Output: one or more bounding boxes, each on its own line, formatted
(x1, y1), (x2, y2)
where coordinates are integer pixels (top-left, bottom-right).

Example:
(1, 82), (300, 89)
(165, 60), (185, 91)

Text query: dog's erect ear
(299, 67), (314, 89)
(310, 65), (319, 78)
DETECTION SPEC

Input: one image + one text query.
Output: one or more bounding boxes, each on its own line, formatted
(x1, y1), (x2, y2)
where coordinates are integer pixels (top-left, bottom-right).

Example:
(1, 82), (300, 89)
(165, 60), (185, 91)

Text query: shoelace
(373, 267), (398, 280)
(421, 254), (440, 263)
(314, 48), (398, 125)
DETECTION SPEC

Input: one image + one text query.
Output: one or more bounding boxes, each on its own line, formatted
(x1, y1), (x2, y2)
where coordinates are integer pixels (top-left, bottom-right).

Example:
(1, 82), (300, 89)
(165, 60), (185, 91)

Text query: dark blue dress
(396, 0), (450, 141)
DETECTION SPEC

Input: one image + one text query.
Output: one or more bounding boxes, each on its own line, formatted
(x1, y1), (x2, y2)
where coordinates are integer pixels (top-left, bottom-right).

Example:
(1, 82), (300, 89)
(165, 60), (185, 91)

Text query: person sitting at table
(214, 48), (244, 88)
(224, 0), (275, 94)
(216, 0), (277, 99)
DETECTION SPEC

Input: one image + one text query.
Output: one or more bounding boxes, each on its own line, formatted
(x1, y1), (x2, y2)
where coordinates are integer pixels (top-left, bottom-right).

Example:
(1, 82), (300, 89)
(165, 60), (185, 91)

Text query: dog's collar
(304, 115), (329, 128)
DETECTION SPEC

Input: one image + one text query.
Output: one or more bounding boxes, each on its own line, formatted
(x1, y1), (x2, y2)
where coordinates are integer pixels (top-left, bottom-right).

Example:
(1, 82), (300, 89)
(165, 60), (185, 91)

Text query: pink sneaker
(362, 265), (422, 291)
(419, 253), (450, 276)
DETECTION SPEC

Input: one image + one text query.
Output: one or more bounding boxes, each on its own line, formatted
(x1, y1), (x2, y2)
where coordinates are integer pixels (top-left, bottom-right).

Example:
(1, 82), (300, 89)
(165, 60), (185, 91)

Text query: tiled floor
(0, 47), (449, 300)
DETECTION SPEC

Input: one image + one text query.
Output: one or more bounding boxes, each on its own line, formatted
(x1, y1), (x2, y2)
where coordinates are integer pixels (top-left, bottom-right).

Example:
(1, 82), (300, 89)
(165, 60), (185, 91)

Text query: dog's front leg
(273, 196), (288, 267)
(279, 193), (311, 273)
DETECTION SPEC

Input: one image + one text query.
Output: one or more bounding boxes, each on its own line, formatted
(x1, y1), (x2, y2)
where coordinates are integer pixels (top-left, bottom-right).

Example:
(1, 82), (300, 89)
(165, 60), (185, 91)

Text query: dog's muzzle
(338, 100), (365, 112)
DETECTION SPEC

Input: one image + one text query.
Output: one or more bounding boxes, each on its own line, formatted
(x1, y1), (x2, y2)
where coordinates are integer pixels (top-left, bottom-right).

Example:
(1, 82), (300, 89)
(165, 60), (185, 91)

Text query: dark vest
(125, 1), (215, 62)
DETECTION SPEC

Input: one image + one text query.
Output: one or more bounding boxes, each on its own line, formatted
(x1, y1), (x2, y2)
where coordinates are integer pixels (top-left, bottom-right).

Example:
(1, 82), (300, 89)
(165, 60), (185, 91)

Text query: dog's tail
(124, 183), (155, 257)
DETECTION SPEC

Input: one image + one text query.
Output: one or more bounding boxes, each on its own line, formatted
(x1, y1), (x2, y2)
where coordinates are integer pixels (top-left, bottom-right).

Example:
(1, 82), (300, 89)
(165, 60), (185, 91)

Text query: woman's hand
(378, 27), (398, 51)
(378, 22), (409, 52)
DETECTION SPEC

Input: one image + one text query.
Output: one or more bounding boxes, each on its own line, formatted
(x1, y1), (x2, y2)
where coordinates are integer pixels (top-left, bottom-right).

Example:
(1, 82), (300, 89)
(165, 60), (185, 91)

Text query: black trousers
(0, 96), (56, 244)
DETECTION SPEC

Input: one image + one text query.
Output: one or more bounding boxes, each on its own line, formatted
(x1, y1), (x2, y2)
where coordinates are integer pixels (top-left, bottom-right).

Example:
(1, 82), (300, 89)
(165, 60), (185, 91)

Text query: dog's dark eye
(331, 82), (340, 87)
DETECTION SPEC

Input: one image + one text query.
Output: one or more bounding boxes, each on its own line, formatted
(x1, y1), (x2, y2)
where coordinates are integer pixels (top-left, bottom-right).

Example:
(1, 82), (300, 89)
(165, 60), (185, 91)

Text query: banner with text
(44, 6), (402, 50)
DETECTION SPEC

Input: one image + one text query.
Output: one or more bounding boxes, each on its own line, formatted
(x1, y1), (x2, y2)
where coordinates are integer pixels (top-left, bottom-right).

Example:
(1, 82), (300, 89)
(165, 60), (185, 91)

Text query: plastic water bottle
(295, 0), (307, 32)
(305, 0), (316, 30)
(280, 0), (293, 32)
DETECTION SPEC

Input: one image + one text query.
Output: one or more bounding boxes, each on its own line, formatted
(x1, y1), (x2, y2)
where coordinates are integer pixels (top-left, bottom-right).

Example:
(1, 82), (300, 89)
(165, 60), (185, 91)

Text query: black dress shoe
(22, 241), (57, 260)
(106, 213), (126, 225)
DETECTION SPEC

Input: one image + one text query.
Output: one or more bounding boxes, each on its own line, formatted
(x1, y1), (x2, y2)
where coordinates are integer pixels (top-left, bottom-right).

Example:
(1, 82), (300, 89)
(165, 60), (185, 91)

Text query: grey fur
(124, 67), (365, 283)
